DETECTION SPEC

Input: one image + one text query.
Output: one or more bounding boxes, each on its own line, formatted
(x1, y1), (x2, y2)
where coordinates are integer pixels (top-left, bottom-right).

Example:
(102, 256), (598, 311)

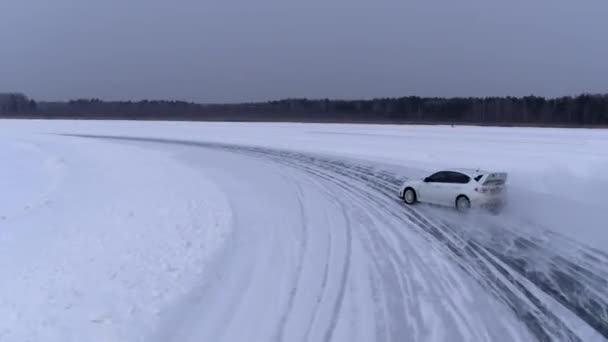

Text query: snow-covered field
(1, 120), (607, 341)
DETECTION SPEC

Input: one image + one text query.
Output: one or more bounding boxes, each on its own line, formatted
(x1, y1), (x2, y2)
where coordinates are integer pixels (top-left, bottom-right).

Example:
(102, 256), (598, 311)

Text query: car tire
(456, 195), (471, 212)
(403, 188), (417, 205)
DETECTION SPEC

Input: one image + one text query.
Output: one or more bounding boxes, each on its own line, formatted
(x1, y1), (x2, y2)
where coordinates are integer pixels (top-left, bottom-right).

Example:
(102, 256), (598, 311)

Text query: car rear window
(474, 175), (483, 182)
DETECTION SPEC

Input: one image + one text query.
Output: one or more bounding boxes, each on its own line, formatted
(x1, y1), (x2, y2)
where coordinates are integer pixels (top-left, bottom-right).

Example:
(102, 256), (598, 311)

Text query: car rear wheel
(456, 196), (470, 212)
(403, 188), (417, 205)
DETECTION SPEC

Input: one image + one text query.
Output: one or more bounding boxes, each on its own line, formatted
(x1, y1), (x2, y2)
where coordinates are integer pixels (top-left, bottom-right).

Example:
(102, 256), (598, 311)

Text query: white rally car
(398, 169), (507, 212)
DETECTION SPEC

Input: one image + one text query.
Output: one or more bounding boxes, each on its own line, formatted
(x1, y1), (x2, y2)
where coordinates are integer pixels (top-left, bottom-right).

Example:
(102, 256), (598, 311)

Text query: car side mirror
(424, 177), (431, 182)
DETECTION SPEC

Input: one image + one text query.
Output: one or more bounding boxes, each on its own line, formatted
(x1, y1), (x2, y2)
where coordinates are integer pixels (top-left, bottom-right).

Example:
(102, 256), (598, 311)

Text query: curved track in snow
(65, 135), (608, 342)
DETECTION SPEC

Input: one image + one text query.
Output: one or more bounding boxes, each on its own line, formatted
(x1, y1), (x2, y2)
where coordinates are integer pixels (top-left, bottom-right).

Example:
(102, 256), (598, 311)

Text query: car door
(439, 172), (471, 206)
(418, 171), (450, 205)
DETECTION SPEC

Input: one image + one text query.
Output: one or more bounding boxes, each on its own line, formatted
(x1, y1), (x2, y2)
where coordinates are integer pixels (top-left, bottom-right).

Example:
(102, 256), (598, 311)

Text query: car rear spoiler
(483, 172), (508, 185)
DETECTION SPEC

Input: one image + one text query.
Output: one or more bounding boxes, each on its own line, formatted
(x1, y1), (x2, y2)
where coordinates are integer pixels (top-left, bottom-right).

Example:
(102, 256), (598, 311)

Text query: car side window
(427, 171), (449, 183)
(446, 172), (471, 184)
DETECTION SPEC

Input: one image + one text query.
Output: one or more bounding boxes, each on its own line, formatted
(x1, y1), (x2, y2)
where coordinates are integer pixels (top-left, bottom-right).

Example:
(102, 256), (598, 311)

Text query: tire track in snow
(274, 150), (606, 340)
(301, 210), (333, 342)
(264, 148), (605, 340)
(322, 200), (353, 342)
(281, 153), (591, 341)
(268, 166), (355, 342)
(61, 134), (608, 341)
(224, 144), (607, 341)
(251, 148), (512, 341)
(273, 182), (310, 342)
(273, 153), (540, 341)
(265, 154), (418, 341)
(256, 151), (411, 339)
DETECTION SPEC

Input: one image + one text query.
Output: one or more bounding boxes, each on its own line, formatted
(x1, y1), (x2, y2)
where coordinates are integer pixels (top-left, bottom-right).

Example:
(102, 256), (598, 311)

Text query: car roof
(443, 168), (490, 177)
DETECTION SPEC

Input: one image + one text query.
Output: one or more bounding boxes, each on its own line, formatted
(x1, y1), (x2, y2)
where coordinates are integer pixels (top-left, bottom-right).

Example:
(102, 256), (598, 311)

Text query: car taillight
(475, 187), (488, 193)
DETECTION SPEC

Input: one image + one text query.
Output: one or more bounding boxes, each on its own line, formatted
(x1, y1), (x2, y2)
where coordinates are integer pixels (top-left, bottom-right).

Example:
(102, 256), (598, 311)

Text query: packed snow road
(67, 134), (608, 342)
(2, 121), (607, 342)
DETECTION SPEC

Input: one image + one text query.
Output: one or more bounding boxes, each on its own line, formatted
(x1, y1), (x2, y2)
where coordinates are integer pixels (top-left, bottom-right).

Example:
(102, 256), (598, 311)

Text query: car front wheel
(403, 188), (417, 205)
(456, 196), (471, 212)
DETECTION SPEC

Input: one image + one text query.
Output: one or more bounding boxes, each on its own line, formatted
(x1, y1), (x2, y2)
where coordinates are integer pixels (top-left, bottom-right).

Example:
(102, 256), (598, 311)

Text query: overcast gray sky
(1, 0), (607, 102)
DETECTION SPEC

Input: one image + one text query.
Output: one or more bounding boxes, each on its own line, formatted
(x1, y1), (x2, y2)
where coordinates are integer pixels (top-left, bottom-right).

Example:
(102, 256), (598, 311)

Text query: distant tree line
(2, 93), (608, 126)
(0, 93), (37, 113)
